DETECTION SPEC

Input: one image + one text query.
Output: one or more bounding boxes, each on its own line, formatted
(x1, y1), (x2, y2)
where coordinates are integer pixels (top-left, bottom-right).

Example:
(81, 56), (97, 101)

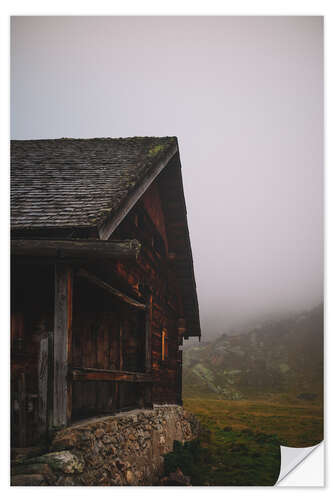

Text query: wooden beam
(11, 239), (141, 260)
(47, 330), (54, 438)
(145, 293), (153, 371)
(77, 268), (146, 310)
(71, 367), (152, 383)
(53, 264), (73, 429)
(38, 335), (48, 441)
(144, 293), (153, 408)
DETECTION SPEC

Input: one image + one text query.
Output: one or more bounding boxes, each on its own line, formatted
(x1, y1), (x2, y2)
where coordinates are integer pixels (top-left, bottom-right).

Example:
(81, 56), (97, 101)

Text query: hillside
(183, 304), (323, 401)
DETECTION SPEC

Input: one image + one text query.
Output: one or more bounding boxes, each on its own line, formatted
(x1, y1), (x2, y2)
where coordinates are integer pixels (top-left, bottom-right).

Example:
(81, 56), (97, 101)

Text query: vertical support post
(53, 263), (73, 429)
(145, 293), (152, 371)
(38, 335), (48, 440)
(47, 330), (54, 438)
(144, 292), (153, 408)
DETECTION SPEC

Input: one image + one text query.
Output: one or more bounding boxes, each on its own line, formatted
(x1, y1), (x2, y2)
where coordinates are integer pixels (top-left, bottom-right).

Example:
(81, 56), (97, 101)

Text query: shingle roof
(11, 137), (177, 230)
(11, 136), (201, 338)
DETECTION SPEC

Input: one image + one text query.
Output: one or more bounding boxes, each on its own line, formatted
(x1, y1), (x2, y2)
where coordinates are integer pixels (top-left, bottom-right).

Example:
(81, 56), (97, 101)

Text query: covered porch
(11, 238), (153, 447)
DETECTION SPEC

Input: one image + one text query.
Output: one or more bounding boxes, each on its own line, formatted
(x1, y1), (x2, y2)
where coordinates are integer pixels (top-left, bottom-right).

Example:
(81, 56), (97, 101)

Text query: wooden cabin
(10, 137), (201, 448)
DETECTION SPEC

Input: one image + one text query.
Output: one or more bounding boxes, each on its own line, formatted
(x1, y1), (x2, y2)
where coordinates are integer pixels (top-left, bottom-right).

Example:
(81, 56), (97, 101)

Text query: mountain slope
(183, 305), (323, 400)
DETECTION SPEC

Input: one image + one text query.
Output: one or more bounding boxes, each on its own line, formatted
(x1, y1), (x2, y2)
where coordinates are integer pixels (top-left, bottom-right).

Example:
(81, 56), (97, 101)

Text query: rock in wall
(11, 405), (199, 486)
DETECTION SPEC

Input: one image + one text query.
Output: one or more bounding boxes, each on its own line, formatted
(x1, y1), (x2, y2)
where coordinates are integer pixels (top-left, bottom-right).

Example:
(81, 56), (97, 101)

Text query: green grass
(164, 426), (280, 486)
(184, 395), (323, 447)
(163, 395), (323, 485)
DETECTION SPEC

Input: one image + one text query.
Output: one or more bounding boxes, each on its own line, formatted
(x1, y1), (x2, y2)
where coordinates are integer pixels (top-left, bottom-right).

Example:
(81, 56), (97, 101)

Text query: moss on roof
(11, 136), (178, 229)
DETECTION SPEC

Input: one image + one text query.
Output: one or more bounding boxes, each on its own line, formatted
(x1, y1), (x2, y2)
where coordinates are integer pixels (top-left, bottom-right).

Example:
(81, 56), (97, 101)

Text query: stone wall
(11, 405), (200, 486)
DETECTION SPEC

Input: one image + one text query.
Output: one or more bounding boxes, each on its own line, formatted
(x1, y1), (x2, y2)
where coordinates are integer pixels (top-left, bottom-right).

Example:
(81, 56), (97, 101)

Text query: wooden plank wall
(111, 180), (184, 406)
(71, 279), (146, 419)
(11, 261), (54, 447)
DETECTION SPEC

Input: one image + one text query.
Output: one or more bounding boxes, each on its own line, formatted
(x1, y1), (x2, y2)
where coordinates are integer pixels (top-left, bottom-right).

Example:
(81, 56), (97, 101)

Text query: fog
(11, 16), (323, 339)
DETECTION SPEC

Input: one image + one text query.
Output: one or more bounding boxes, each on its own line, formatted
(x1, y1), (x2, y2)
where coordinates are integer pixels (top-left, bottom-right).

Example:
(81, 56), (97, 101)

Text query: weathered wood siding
(11, 261), (54, 446)
(111, 181), (184, 405)
(71, 279), (146, 418)
(11, 173), (187, 439)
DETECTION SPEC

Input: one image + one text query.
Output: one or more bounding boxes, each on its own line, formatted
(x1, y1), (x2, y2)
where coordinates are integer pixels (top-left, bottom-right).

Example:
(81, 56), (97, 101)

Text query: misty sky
(11, 16), (323, 338)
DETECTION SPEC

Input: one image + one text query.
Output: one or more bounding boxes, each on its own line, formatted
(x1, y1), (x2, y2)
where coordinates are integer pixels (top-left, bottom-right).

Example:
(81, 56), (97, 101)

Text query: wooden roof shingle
(11, 137), (177, 231)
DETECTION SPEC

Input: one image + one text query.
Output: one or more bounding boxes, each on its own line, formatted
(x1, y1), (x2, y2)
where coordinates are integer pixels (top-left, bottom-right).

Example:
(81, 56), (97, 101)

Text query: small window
(162, 329), (168, 361)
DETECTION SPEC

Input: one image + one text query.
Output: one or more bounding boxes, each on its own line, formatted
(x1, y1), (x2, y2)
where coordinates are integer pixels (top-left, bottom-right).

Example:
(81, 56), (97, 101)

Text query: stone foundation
(11, 405), (199, 486)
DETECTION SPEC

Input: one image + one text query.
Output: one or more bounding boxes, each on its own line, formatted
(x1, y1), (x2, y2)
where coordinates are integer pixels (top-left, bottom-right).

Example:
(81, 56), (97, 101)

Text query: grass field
(184, 395), (323, 447)
(164, 424), (281, 486)
(164, 395), (323, 485)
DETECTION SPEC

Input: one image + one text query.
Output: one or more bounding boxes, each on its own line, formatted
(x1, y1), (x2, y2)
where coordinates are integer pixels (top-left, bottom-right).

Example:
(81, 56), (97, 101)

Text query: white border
(1, 1), (331, 497)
